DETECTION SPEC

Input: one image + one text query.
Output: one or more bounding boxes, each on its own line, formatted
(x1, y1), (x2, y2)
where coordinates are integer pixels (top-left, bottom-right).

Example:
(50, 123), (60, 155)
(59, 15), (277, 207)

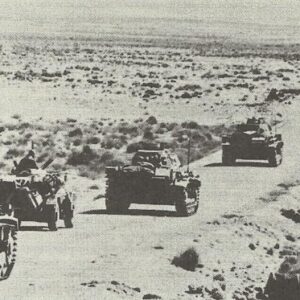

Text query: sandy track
(1, 102), (300, 299)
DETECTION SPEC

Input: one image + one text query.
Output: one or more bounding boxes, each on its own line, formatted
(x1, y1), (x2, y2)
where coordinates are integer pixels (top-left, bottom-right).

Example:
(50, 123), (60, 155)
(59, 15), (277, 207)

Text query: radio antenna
(187, 137), (191, 173)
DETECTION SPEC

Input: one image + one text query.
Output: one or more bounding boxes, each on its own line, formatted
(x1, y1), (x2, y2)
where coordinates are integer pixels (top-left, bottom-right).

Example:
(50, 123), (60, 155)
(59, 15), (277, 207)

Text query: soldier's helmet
(246, 117), (258, 125)
(27, 150), (35, 159)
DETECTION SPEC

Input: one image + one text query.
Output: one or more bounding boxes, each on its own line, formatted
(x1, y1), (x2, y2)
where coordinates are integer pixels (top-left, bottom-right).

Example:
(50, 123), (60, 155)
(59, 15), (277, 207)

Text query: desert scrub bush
(181, 121), (200, 129)
(86, 136), (101, 145)
(73, 138), (82, 146)
(2, 140), (12, 145)
(99, 151), (114, 164)
(96, 151), (124, 168)
(49, 163), (67, 172)
(18, 122), (31, 130)
(170, 126), (184, 139)
(6, 123), (18, 131)
(68, 128), (83, 137)
(175, 84), (201, 91)
(117, 122), (139, 137)
(278, 255), (300, 275)
(17, 136), (30, 146)
(66, 118), (77, 123)
(11, 114), (21, 120)
(143, 129), (155, 140)
(174, 147), (206, 165)
(84, 151), (126, 175)
(146, 116), (157, 125)
(126, 141), (159, 153)
(154, 122), (169, 134)
(42, 138), (55, 147)
(172, 247), (200, 271)
(77, 166), (98, 179)
(101, 134), (127, 149)
(56, 151), (67, 158)
(165, 122), (178, 131)
(5, 147), (25, 159)
(41, 69), (62, 78)
(24, 132), (33, 139)
(190, 130), (207, 143)
(209, 124), (235, 137)
(36, 152), (49, 163)
(67, 145), (99, 166)
(141, 82), (161, 89)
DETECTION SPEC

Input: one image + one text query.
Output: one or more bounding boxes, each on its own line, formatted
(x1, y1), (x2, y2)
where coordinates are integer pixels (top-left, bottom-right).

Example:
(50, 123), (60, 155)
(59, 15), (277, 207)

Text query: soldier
(16, 150), (38, 174)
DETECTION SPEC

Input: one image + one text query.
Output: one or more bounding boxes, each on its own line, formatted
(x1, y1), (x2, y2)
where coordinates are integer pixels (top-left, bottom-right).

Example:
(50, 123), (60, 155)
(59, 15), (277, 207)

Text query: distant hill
(1, 0), (300, 43)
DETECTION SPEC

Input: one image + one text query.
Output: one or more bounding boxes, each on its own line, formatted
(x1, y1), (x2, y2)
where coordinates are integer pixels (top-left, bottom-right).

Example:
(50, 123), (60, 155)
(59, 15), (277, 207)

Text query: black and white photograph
(0, 1), (299, 299)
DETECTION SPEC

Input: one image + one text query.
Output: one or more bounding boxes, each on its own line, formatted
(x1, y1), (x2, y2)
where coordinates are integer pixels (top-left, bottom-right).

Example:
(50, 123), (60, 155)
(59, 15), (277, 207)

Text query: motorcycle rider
(15, 150), (38, 174)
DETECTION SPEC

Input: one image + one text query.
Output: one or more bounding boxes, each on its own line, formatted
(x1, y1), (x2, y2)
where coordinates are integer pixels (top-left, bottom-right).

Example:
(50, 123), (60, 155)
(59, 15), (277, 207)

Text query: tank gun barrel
(41, 158), (54, 170)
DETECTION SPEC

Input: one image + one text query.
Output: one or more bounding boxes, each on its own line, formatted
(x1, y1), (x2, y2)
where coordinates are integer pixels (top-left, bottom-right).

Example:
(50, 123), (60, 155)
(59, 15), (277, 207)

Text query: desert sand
(0, 1), (299, 299)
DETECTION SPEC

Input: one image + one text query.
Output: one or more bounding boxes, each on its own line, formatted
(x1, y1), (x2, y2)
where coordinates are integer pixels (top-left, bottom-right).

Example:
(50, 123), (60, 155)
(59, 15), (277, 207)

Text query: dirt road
(1, 102), (300, 300)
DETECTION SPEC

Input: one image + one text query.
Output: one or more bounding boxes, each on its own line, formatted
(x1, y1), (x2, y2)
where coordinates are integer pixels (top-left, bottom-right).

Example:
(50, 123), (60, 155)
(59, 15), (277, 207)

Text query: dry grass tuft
(171, 247), (200, 271)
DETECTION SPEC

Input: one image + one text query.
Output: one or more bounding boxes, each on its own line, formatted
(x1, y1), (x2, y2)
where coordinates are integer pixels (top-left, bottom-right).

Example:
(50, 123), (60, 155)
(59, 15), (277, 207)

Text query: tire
(268, 148), (282, 167)
(0, 225), (17, 280)
(47, 206), (58, 231)
(62, 198), (74, 228)
(222, 149), (235, 166)
(64, 216), (73, 228)
(175, 187), (199, 217)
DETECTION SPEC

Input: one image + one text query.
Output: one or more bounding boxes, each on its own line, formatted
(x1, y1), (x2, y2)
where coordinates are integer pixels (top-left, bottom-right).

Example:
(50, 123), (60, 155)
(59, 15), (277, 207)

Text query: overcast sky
(0, 0), (299, 39)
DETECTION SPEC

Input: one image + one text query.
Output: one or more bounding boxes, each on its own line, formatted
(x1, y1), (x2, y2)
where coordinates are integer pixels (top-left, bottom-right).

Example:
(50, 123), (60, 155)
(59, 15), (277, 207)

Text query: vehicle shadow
(20, 225), (67, 232)
(81, 209), (177, 217)
(19, 225), (49, 232)
(205, 161), (270, 168)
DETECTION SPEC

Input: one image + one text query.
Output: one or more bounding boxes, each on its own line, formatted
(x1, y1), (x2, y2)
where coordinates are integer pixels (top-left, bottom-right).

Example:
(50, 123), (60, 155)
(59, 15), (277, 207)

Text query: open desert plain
(0, 1), (300, 299)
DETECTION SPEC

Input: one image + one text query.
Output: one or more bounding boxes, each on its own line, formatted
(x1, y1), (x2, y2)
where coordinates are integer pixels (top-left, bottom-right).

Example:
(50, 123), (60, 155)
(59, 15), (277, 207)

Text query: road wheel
(222, 150), (235, 166)
(269, 148), (282, 167)
(175, 187), (199, 217)
(47, 206), (58, 231)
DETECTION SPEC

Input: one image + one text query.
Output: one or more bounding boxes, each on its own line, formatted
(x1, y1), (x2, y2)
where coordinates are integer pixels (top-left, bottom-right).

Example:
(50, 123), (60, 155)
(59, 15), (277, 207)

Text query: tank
(105, 149), (201, 216)
(0, 159), (75, 231)
(0, 203), (18, 280)
(222, 118), (284, 167)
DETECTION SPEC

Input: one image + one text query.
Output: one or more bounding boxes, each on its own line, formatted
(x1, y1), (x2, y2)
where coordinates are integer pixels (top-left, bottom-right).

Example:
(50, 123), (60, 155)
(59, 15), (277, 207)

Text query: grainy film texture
(0, 1), (299, 299)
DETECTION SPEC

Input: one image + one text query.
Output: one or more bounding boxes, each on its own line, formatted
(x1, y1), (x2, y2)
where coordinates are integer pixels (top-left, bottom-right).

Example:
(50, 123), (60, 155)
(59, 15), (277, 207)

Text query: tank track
(175, 187), (199, 217)
(0, 224), (17, 281)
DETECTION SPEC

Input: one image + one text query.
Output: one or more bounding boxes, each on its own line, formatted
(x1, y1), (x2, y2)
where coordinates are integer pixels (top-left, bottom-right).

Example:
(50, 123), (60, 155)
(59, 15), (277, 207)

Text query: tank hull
(222, 130), (283, 166)
(105, 166), (201, 216)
